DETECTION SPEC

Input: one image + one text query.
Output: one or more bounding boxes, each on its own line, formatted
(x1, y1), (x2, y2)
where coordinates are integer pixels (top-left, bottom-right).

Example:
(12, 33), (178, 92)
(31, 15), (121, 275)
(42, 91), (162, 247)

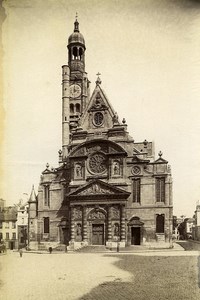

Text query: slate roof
(0, 206), (17, 222)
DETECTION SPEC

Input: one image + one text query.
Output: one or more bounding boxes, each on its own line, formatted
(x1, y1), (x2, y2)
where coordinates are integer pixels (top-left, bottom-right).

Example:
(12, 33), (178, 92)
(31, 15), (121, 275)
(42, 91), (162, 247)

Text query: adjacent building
(0, 205), (18, 250)
(185, 218), (194, 239)
(193, 203), (200, 240)
(17, 200), (29, 249)
(28, 18), (173, 250)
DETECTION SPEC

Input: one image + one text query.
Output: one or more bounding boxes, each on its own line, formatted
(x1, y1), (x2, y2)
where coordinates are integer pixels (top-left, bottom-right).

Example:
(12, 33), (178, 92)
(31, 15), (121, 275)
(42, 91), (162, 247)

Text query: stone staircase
(121, 245), (148, 252)
(37, 243), (66, 252)
(75, 245), (112, 253)
(38, 243), (47, 251)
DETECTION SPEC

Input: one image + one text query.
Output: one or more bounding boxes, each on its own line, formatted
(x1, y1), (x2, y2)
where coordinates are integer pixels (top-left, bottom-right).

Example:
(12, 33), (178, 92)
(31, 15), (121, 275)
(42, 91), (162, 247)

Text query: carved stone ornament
(72, 147), (85, 157)
(88, 152), (107, 174)
(74, 208), (82, 219)
(94, 95), (102, 108)
(131, 166), (141, 175)
(79, 183), (115, 196)
(112, 207), (120, 219)
(112, 161), (120, 176)
(90, 93), (107, 111)
(87, 144), (108, 154)
(88, 210), (106, 220)
(74, 163), (83, 179)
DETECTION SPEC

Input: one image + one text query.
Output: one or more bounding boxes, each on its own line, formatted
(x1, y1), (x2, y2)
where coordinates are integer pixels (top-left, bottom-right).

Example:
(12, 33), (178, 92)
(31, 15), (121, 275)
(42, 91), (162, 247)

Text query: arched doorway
(128, 217), (144, 246)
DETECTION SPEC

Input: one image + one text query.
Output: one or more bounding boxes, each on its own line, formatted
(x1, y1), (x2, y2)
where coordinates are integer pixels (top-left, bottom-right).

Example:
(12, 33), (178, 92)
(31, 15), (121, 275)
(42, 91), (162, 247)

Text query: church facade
(28, 19), (173, 250)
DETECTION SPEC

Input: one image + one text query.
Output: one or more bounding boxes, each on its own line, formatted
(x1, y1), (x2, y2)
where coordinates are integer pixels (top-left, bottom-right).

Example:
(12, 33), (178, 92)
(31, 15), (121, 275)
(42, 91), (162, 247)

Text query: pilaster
(120, 205), (126, 242)
(82, 206), (88, 242)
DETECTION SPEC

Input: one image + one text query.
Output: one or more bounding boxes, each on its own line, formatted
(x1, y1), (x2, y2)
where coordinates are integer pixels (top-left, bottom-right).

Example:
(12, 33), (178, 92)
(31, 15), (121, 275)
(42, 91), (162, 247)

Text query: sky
(1, 0), (200, 217)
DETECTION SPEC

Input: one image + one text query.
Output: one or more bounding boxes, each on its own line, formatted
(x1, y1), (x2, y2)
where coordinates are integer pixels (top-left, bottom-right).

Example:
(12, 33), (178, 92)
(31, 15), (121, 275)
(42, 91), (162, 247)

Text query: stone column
(107, 206), (112, 241)
(70, 206), (75, 242)
(120, 205), (126, 242)
(82, 206), (88, 242)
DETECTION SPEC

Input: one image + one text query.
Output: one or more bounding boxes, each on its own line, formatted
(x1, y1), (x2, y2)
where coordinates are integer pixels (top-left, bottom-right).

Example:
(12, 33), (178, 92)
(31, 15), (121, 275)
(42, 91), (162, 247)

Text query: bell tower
(68, 16), (86, 79)
(62, 16), (90, 159)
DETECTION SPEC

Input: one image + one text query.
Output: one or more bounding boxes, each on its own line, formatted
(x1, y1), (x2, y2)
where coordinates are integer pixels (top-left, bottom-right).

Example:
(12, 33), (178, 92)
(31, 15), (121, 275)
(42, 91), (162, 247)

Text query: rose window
(88, 153), (107, 174)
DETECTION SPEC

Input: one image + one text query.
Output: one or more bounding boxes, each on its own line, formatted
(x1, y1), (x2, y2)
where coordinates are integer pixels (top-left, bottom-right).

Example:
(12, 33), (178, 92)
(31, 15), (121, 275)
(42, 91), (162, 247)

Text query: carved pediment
(68, 179), (130, 199)
(79, 183), (115, 195)
(154, 157), (168, 164)
(89, 92), (108, 111)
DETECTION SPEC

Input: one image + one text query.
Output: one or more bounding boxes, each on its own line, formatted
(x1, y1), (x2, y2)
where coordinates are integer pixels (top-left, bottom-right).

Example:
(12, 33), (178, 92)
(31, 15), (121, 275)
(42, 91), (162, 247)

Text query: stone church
(28, 18), (173, 250)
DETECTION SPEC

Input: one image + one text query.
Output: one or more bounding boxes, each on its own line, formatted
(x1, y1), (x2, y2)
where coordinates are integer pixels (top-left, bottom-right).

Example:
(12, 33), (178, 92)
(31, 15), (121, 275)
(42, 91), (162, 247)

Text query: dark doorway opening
(92, 224), (104, 245)
(156, 214), (165, 233)
(62, 228), (69, 245)
(10, 241), (14, 250)
(131, 227), (141, 245)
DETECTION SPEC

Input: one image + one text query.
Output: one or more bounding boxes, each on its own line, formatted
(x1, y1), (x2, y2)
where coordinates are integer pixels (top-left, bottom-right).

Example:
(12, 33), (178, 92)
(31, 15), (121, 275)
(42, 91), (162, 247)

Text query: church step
(75, 245), (111, 253)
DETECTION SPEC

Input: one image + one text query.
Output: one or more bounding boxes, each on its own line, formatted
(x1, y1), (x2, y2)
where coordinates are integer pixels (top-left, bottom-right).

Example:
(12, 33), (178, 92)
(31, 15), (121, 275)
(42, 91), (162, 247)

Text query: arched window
(76, 103), (80, 113)
(79, 47), (83, 60)
(73, 47), (78, 60)
(70, 104), (74, 113)
(156, 214), (165, 233)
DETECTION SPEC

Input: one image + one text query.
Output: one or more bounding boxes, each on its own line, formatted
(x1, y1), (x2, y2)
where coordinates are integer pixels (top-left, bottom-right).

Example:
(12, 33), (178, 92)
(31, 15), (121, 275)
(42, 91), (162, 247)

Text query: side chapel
(28, 18), (173, 250)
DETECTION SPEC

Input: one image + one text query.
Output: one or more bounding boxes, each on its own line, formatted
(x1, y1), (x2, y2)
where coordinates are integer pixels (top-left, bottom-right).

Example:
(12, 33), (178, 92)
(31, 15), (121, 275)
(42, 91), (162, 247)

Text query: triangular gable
(154, 157), (168, 164)
(42, 168), (54, 175)
(80, 84), (118, 129)
(68, 179), (130, 199)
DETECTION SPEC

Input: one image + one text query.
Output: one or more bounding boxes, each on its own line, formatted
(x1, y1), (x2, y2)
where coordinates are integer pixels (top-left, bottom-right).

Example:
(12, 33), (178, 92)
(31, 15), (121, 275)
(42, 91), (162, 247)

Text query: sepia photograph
(0, 0), (200, 299)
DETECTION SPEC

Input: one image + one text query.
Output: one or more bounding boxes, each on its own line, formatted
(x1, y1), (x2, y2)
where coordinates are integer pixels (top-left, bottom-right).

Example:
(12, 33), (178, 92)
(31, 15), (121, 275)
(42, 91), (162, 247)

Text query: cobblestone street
(0, 249), (200, 300)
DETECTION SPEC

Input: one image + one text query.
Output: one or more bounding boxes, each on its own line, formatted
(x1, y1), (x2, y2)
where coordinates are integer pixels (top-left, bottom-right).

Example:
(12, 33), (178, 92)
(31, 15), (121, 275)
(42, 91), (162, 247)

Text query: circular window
(94, 112), (104, 126)
(88, 152), (107, 174)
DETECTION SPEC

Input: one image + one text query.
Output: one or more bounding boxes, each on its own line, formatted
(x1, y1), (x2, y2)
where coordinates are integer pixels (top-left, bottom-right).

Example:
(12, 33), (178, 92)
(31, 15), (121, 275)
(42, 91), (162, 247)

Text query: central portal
(92, 224), (104, 245)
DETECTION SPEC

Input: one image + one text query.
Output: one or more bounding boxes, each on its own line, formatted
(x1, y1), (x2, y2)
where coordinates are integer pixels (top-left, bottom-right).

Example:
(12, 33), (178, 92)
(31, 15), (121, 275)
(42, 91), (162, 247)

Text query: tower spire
(29, 185), (37, 203)
(74, 12), (79, 32)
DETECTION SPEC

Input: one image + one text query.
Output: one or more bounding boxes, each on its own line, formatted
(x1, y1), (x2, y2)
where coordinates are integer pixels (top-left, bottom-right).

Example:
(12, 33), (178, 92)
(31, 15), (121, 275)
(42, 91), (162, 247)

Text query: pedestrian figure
(49, 247), (52, 254)
(117, 242), (120, 252)
(19, 249), (23, 257)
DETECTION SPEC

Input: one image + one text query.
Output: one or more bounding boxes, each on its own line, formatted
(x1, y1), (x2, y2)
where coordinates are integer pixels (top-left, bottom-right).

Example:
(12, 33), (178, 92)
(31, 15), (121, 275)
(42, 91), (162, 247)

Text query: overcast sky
(1, 0), (200, 217)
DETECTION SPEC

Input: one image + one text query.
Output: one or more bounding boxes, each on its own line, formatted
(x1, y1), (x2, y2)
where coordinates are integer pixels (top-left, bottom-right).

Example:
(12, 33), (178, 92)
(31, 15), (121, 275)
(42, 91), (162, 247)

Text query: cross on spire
(75, 12), (78, 21)
(96, 72), (102, 85)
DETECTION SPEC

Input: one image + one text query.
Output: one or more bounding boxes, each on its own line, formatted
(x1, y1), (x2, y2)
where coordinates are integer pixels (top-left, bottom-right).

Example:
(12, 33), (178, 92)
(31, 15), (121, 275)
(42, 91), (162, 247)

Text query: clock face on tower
(70, 84), (81, 98)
